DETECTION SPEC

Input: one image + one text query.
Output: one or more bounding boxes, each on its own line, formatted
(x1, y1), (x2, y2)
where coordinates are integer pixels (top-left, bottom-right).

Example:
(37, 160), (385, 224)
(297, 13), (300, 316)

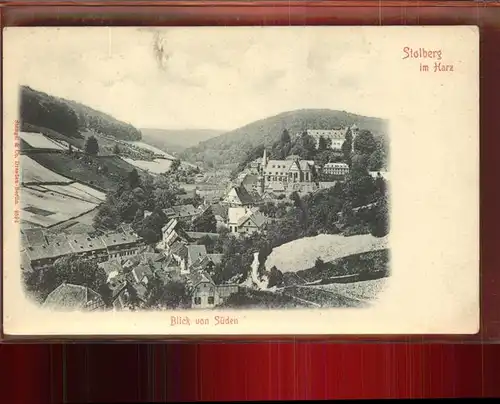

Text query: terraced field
(21, 186), (100, 227)
(20, 131), (66, 150)
(20, 155), (72, 184)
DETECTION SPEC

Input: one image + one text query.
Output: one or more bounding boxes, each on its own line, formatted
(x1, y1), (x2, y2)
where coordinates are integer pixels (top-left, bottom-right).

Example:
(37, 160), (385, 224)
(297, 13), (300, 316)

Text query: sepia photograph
(3, 26), (478, 336)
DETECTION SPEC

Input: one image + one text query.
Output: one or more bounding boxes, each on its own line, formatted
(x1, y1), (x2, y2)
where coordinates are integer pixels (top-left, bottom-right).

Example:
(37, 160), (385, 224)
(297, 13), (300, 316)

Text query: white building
(304, 124), (359, 151)
(323, 162), (350, 176)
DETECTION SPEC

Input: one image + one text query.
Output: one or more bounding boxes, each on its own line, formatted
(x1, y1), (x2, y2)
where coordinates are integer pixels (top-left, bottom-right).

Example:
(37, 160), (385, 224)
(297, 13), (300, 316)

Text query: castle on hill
(299, 124), (359, 151)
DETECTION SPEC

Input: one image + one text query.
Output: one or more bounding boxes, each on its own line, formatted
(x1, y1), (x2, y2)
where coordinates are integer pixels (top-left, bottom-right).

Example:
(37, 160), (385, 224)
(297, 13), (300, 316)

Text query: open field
(310, 278), (388, 302)
(21, 186), (99, 227)
(123, 141), (175, 159)
(265, 234), (389, 273)
(38, 183), (106, 204)
(120, 157), (173, 174)
(20, 155), (72, 184)
(20, 132), (66, 150)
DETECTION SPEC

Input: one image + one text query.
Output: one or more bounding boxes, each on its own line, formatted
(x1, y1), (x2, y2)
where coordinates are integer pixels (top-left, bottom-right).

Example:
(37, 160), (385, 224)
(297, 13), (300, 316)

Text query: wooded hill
(181, 109), (389, 167)
(20, 86), (142, 141)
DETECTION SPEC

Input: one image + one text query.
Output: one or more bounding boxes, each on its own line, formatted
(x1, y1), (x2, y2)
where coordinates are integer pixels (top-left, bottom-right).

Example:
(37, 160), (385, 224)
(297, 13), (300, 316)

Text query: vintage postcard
(2, 26), (479, 337)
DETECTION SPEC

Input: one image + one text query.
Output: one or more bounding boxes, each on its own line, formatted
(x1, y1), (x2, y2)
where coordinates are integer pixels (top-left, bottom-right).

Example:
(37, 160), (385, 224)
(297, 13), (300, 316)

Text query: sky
(10, 26), (390, 131)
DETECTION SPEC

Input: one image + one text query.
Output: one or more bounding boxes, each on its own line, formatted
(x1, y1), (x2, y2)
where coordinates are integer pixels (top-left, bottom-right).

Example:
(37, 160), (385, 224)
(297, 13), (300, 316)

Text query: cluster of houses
(26, 124), (390, 312)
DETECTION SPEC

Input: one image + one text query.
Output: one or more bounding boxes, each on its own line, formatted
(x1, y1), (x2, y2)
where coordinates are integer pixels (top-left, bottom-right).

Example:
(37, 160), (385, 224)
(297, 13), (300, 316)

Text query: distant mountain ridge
(20, 85), (142, 141)
(180, 109), (389, 166)
(140, 128), (225, 155)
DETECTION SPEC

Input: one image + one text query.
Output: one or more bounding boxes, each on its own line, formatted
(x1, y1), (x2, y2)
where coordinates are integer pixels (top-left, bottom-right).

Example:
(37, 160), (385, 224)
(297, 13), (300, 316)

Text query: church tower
(258, 148), (268, 195)
(350, 124), (359, 154)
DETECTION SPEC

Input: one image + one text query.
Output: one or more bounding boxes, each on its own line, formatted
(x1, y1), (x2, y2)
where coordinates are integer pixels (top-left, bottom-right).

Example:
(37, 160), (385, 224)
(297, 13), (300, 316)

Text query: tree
(113, 144), (120, 155)
(170, 159), (181, 173)
(314, 257), (326, 271)
(84, 135), (99, 155)
(318, 135), (328, 151)
(353, 130), (377, 156)
(369, 195), (389, 237)
(128, 168), (141, 189)
(368, 148), (384, 171)
(93, 201), (121, 230)
(192, 208), (217, 233)
(280, 129), (291, 144)
(267, 266), (284, 288)
(341, 127), (353, 165)
(68, 144), (73, 154)
(156, 281), (191, 309)
(37, 255), (107, 301)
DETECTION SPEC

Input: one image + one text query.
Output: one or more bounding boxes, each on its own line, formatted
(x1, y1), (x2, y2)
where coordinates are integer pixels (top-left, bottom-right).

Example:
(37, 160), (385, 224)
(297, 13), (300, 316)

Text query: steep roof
(186, 244), (207, 263)
(42, 283), (104, 311)
(207, 253), (223, 265)
(186, 271), (215, 291)
(228, 207), (248, 225)
(211, 203), (228, 220)
(233, 186), (258, 205)
(132, 264), (154, 284)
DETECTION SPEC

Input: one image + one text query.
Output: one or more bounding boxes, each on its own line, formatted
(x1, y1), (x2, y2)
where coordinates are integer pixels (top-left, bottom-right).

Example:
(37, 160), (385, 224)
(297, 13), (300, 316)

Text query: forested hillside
(20, 86), (141, 141)
(181, 109), (388, 167)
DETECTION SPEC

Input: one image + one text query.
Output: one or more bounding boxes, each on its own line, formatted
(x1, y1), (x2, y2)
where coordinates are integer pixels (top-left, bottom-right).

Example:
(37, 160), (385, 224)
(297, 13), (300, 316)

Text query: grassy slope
(28, 152), (141, 192)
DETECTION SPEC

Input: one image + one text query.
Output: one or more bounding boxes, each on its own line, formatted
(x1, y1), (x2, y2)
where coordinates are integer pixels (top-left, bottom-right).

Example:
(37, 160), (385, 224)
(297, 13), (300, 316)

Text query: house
(42, 283), (106, 311)
(186, 245), (208, 270)
(228, 207), (268, 235)
(207, 253), (223, 266)
(186, 271), (217, 309)
(236, 172), (261, 194)
(131, 264), (154, 286)
(23, 236), (75, 270)
(322, 162), (349, 177)
(163, 204), (199, 223)
(157, 218), (193, 251)
(257, 149), (316, 193)
(169, 241), (188, 267)
(186, 271), (239, 309)
(67, 233), (108, 261)
(318, 181), (337, 190)
(222, 185), (263, 207)
(100, 225), (144, 260)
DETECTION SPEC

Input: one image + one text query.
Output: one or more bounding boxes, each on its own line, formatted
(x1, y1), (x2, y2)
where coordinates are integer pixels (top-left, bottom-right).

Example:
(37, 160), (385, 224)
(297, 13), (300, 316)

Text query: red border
(2, 1), (497, 343)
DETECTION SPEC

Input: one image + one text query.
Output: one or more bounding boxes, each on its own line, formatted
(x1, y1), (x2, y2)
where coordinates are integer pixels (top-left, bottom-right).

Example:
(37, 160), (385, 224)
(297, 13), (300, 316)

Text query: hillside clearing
(121, 157), (173, 174)
(20, 155), (72, 184)
(28, 153), (140, 192)
(21, 186), (99, 227)
(265, 234), (389, 273)
(20, 132), (66, 150)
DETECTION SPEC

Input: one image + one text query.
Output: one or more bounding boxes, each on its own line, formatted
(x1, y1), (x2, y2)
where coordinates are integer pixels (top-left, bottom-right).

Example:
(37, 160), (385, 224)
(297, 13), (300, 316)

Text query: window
(208, 297), (214, 305)
(194, 297), (201, 305)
